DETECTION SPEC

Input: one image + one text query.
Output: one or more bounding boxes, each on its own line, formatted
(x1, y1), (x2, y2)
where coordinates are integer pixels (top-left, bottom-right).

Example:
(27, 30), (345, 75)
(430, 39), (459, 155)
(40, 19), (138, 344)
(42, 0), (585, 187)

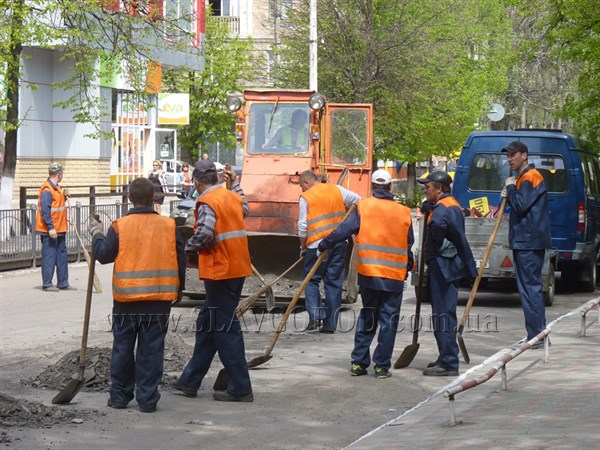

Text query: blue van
(453, 130), (600, 292)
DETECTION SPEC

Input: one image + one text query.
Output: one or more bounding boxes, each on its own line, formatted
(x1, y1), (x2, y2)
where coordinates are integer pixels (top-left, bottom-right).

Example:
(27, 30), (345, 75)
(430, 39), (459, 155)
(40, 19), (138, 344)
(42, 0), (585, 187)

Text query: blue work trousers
(303, 242), (347, 331)
(40, 234), (69, 289)
(513, 250), (546, 340)
(180, 277), (252, 396)
(428, 259), (459, 371)
(351, 286), (403, 370)
(110, 311), (170, 409)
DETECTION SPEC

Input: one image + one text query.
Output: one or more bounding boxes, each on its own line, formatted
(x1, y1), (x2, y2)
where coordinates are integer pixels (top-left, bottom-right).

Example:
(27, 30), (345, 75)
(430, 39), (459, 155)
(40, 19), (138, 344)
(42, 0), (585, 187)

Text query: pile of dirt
(0, 392), (93, 433)
(25, 333), (193, 393)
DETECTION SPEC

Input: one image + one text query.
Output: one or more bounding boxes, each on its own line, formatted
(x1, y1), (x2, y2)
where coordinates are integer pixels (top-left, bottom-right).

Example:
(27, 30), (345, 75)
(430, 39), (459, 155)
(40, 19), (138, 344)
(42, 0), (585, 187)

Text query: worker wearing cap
(501, 141), (551, 346)
(417, 171), (477, 376)
(35, 162), (71, 292)
(317, 170), (413, 378)
(172, 160), (254, 402)
(90, 177), (186, 413)
(298, 170), (361, 333)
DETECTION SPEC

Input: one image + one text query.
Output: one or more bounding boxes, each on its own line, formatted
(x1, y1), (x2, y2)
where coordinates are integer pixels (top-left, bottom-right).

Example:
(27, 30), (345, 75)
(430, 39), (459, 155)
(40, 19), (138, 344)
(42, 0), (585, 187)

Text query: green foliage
(273, 0), (512, 163)
(162, 14), (259, 161)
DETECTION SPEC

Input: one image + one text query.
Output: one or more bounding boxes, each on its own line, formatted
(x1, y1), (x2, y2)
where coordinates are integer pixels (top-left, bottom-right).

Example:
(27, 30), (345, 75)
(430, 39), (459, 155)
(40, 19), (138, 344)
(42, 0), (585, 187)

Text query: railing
(0, 202), (130, 271)
(213, 16), (240, 35)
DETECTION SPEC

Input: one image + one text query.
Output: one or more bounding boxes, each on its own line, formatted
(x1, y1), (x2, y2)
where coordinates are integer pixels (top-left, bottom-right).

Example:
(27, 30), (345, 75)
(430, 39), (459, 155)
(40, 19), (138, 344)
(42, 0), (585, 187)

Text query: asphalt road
(0, 262), (597, 449)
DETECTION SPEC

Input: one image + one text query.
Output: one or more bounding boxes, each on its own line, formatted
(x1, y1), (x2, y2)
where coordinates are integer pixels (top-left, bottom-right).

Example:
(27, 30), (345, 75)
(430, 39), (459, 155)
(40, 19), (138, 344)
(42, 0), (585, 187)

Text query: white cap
(371, 169), (392, 185)
(214, 162), (224, 172)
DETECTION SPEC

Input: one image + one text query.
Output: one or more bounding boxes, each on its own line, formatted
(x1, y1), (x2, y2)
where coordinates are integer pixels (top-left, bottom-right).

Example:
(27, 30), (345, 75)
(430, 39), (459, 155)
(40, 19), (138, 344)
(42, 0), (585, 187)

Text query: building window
(208, 0), (230, 16)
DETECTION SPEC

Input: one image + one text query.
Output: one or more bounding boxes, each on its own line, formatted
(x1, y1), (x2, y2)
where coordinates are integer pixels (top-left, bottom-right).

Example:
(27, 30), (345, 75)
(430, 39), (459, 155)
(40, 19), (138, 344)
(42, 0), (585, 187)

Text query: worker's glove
(500, 187), (508, 198)
(88, 215), (103, 236)
(504, 176), (516, 187)
(62, 188), (70, 198)
(48, 229), (58, 239)
(299, 247), (307, 258)
(420, 201), (434, 214)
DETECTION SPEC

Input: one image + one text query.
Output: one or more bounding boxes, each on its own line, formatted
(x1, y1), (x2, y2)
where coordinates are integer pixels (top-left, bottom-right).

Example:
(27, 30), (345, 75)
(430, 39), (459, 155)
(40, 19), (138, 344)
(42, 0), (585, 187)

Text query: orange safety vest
(35, 181), (68, 233)
(195, 188), (252, 280)
(301, 183), (346, 246)
(355, 197), (412, 281)
(111, 214), (180, 302)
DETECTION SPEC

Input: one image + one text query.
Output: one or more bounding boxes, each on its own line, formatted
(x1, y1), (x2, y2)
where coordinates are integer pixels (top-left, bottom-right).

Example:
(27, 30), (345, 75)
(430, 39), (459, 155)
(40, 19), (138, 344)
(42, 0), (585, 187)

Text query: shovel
(51, 251), (96, 404)
(457, 197), (507, 363)
(394, 211), (429, 369)
(251, 264), (276, 311)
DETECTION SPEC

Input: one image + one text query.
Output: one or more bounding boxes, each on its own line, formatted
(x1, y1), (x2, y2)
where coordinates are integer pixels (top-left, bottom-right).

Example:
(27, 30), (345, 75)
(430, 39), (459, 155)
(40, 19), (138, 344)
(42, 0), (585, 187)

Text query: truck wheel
(544, 270), (555, 307)
(580, 260), (597, 293)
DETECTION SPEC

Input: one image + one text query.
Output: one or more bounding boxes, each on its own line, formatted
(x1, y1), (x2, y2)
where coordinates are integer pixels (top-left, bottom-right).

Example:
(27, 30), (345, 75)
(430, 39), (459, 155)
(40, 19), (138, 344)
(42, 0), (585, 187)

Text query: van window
(468, 153), (508, 191)
(468, 153), (567, 193)
(580, 154), (600, 197)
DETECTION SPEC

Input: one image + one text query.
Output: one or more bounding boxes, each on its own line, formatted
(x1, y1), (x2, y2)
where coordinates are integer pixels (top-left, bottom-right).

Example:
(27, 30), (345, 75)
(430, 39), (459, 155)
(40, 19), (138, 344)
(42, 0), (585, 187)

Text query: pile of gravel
(25, 333), (193, 393)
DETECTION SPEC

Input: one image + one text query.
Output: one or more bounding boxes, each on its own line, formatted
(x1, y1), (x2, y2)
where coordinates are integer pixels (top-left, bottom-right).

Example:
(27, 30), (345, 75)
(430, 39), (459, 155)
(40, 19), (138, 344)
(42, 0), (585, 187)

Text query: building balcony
(214, 16), (240, 35)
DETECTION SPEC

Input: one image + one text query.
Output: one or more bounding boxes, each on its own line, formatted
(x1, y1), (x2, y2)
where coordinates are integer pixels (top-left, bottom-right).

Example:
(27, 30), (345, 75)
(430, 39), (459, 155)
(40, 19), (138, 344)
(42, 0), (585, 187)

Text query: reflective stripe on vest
(196, 188), (252, 280)
(35, 181), (68, 233)
(112, 214), (180, 302)
(301, 184), (346, 246)
(356, 197), (411, 281)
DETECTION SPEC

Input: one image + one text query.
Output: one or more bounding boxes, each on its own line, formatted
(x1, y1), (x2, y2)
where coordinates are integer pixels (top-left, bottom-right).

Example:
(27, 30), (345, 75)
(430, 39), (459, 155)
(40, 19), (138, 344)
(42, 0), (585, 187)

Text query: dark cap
(501, 141), (528, 154)
(417, 170), (453, 188)
(192, 160), (216, 178)
(48, 162), (64, 175)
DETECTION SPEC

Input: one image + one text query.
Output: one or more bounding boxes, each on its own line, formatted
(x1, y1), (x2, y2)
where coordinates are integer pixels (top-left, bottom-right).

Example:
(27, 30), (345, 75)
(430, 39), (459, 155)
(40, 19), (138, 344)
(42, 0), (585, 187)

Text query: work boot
(422, 364), (458, 377)
(213, 391), (254, 402)
(171, 378), (197, 398)
(107, 398), (127, 409)
(350, 363), (367, 376)
(374, 366), (391, 379)
(304, 320), (321, 331)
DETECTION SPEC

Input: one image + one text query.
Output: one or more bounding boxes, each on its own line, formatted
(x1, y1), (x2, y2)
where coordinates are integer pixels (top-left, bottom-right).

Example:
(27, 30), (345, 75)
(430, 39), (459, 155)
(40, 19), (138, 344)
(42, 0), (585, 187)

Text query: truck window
(330, 109), (368, 165)
(530, 155), (567, 193)
(247, 103), (310, 155)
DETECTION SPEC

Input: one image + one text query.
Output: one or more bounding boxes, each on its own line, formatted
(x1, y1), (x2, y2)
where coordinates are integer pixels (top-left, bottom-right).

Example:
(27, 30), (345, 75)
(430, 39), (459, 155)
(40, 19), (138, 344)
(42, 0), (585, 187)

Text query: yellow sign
(158, 93), (190, 125)
(469, 197), (490, 216)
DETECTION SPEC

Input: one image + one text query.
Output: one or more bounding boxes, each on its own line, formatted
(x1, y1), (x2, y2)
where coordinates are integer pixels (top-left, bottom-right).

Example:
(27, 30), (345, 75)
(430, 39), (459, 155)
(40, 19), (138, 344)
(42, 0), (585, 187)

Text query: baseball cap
(48, 162), (64, 175)
(417, 171), (453, 188)
(501, 141), (528, 154)
(371, 169), (392, 185)
(192, 159), (216, 178)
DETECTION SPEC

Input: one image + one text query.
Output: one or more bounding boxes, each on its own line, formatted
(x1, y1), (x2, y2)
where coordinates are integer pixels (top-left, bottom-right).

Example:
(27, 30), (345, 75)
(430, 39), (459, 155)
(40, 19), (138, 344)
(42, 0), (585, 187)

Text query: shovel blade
(457, 332), (470, 364)
(247, 354), (273, 368)
(52, 378), (84, 405)
(393, 343), (420, 369)
(265, 287), (276, 312)
(213, 368), (230, 392)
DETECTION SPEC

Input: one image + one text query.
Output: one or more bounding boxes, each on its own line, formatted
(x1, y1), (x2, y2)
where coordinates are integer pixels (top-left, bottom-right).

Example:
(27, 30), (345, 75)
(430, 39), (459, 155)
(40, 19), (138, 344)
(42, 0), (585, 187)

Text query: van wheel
(544, 270), (555, 307)
(580, 261), (597, 293)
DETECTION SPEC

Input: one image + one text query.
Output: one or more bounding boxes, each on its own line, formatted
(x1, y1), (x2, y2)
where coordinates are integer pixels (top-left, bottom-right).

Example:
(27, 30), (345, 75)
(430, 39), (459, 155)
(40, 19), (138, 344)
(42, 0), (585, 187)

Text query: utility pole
(309, 0), (317, 91)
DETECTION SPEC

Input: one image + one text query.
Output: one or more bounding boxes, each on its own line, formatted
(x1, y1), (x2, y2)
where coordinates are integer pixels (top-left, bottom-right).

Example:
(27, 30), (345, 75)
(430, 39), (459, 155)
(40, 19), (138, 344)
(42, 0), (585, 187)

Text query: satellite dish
(488, 103), (505, 122)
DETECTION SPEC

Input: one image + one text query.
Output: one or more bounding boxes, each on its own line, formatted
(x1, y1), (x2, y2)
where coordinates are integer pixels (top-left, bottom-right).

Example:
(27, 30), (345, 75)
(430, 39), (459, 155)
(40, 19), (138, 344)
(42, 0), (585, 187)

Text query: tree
(273, 0), (512, 164)
(162, 13), (259, 162)
(0, 0), (203, 207)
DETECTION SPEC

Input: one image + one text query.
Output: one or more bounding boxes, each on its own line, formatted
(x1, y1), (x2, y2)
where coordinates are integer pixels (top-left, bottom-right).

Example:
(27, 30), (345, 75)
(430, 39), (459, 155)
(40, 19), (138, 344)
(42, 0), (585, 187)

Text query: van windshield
(468, 153), (567, 193)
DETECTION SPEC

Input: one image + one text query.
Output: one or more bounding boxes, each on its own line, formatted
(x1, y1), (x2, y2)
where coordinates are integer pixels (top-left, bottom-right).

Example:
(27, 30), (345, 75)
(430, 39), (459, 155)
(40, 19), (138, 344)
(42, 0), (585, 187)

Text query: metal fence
(0, 201), (131, 271)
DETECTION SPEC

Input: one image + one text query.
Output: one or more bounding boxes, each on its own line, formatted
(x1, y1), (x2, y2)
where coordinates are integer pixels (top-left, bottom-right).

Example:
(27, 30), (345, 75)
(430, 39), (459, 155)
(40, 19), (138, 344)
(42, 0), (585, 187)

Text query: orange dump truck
(226, 89), (373, 303)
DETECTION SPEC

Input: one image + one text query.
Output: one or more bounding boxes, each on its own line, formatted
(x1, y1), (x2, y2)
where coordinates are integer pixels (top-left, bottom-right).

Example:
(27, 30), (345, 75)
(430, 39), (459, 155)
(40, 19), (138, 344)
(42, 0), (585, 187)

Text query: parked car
(160, 159), (187, 193)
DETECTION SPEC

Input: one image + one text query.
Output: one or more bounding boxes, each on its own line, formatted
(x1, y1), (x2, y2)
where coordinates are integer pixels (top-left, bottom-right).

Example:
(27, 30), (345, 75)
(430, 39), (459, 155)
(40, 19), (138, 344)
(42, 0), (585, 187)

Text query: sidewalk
(346, 302), (600, 450)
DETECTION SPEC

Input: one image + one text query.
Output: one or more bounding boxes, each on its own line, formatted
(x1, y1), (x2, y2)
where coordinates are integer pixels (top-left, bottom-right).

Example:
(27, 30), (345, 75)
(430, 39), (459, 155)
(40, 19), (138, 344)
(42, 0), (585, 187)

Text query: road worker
(318, 169), (414, 378)
(298, 170), (361, 333)
(418, 171), (477, 376)
(501, 141), (551, 347)
(172, 160), (254, 402)
(90, 177), (186, 412)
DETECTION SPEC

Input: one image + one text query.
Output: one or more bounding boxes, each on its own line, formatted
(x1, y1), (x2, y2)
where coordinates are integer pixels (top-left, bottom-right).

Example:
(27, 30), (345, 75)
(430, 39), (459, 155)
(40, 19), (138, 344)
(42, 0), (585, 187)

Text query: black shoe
(427, 360), (439, 368)
(139, 404), (157, 413)
(107, 398), (127, 409)
(43, 287), (60, 292)
(213, 391), (254, 402)
(305, 320), (321, 331)
(319, 328), (334, 334)
(58, 285), (76, 291)
(171, 378), (197, 398)
(350, 363), (368, 376)
(374, 366), (391, 379)
(422, 364), (458, 377)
